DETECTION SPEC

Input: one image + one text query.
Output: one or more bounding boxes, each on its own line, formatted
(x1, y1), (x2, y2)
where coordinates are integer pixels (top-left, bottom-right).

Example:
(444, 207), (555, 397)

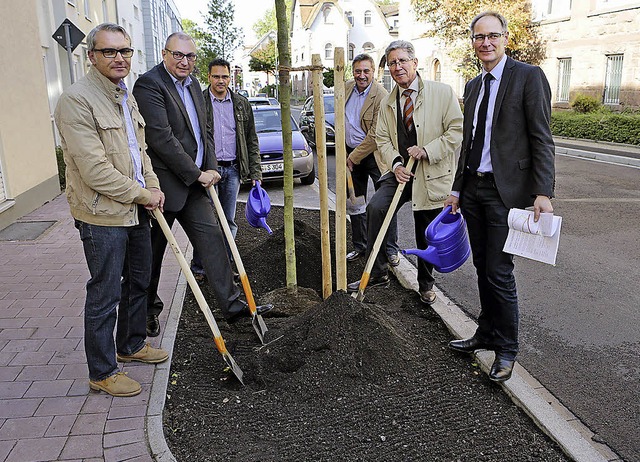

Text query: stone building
(534, 0), (640, 108)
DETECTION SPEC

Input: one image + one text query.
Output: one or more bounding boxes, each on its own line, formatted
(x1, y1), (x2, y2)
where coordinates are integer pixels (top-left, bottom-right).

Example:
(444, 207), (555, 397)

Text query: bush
(551, 111), (640, 145)
(55, 146), (66, 190)
(570, 94), (601, 113)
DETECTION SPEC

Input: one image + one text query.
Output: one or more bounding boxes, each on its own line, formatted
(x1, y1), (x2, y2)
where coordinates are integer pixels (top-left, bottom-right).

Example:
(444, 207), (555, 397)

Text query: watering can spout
(259, 217), (273, 234)
(401, 247), (440, 267)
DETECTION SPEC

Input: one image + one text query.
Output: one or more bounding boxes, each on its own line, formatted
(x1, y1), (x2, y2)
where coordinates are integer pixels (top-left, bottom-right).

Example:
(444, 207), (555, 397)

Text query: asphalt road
(287, 105), (640, 460)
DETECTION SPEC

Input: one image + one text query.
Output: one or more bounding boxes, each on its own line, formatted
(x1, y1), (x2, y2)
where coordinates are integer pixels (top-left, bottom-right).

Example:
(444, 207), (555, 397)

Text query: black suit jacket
(133, 64), (215, 212)
(452, 57), (555, 209)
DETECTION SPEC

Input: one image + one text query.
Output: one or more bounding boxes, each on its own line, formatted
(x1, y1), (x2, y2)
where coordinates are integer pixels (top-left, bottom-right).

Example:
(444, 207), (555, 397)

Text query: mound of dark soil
(163, 205), (569, 462)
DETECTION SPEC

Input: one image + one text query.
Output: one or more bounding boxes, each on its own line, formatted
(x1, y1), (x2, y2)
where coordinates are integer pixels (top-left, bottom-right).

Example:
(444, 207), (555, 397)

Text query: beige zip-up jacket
(54, 67), (159, 226)
(376, 75), (463, 210)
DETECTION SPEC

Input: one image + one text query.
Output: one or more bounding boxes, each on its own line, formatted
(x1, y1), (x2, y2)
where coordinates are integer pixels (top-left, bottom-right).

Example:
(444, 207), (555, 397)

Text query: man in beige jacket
(344, 54), (400, 266)
(55, 23), (168, 398)
(347, 40), (463, 305)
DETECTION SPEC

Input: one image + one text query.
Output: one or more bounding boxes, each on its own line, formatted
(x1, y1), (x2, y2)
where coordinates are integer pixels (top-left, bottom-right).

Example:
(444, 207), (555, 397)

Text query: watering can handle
(426, 205), (454, 241)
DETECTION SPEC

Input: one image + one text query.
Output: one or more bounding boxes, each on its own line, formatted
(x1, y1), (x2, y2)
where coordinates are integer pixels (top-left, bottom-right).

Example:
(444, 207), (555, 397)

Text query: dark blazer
(203, 87), (262, 183)
(452, 56), (555, 209)
(133, 63), (215, 212)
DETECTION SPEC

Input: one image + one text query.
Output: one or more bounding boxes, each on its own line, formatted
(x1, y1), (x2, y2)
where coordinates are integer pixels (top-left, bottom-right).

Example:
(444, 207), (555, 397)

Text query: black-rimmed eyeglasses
(472, 33), (505, 44)
(165, 48), (197, 62)
(94, 48), (134, 58)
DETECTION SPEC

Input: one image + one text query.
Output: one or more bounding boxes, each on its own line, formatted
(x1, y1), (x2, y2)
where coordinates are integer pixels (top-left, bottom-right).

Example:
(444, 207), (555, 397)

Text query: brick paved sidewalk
(0, 194), (185, 462)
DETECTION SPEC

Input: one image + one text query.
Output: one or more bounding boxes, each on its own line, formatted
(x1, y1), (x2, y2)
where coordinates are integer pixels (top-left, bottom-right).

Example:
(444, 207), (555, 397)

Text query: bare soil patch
(163, 204), (569, 461)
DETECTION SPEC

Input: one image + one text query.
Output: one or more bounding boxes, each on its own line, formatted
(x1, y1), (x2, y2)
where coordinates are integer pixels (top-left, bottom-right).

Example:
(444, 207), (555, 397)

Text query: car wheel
(300, 164), (316, 185)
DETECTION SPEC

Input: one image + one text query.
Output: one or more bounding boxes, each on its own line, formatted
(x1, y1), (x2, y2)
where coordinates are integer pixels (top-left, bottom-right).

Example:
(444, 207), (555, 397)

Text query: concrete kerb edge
(556, 147), (640, 168)
(390, 261), (608, 462)
(146, 246), (192, 462)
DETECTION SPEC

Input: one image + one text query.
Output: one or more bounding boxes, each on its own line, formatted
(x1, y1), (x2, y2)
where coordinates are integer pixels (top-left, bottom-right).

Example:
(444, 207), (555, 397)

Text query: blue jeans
(75, 209), (150, 381)
(192, 163), (241, 272)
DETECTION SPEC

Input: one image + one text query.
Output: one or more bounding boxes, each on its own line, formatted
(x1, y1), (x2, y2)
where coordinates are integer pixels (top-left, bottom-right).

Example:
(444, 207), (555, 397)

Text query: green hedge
(551, 111), (640, 146)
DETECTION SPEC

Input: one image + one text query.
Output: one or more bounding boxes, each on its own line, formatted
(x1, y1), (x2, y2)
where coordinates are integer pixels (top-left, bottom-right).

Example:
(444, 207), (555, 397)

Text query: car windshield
(324, 96), (335, 113)
(253, 109), (298, 133)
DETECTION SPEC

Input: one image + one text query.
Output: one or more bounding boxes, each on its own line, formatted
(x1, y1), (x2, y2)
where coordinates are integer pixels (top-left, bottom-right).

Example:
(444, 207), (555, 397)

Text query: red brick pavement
(0, 194), (186, 462)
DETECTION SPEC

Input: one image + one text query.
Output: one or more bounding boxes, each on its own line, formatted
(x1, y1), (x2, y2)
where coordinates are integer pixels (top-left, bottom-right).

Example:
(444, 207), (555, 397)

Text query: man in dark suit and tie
(133, 32), (271, 336)
(445, 11), (555, 382)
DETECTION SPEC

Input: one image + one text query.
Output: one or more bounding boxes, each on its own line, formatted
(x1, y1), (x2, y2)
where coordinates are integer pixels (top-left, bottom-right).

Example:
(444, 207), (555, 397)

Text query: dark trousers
(75, 208), (149, 381)
(148, 185), (244, 320)
(366, 174), (441, 291)
(349, 153), (399, 255)
(461, 174), (519, 360)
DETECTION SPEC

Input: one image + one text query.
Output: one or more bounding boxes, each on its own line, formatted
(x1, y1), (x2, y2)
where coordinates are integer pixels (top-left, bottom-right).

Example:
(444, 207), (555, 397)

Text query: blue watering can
(402, 205), (470, 273)
(245, 182), (273, 234)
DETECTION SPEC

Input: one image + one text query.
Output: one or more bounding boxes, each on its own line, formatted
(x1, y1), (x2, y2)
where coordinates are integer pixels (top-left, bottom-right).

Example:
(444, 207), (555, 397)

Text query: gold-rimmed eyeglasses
(388, 57), (414, 68)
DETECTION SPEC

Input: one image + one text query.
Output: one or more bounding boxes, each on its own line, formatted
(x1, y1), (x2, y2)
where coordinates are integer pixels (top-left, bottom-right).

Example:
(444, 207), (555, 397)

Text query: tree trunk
(275, 0), (297, 294)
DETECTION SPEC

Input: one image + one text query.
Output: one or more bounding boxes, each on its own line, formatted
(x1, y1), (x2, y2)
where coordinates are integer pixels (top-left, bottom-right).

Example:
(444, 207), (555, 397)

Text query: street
(256, 112), (640, 461)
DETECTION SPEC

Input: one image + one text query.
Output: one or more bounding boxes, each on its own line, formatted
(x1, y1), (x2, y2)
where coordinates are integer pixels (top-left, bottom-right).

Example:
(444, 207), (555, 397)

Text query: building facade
(289, 0), (397, 99)
(533, 0), (640, 108)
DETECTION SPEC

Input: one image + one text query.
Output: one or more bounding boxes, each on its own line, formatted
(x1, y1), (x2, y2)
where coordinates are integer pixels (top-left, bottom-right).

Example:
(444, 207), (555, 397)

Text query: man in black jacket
(133, 32), (271, 336)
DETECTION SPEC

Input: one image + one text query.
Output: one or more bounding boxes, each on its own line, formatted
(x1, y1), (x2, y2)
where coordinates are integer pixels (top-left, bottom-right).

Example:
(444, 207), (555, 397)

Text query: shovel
(352, 157), (415, 302)
(346, 168), (366, 215)
(151, 209), (244, 385)
(208, 185), (268, 344)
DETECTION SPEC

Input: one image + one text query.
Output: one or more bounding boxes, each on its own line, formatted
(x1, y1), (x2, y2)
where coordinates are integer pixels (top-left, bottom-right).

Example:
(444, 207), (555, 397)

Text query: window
(556, 58), (571, 103)
(433, 59), (441, 82)
(364, 10), (372, 25)
(348, 43), (355, 61)
(323, 5), (332, 24)
(345, 11), (354, 26)
(102, 0), (108, 21)
(383, 69), (393, 92)
(325, 43), (333, 60)
(603, 54), (623, 104)
(363, 42), (374, 52)
(134, 5), (139, 20)
(84, 0), (90, 18)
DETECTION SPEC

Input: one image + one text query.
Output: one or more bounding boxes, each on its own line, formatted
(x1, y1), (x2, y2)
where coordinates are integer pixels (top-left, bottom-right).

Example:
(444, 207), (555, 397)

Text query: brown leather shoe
(117, 343), (169, 364)
(387, 253), (401, 267)
(419, 290), (437, 305)
(89, 372), (141, 397)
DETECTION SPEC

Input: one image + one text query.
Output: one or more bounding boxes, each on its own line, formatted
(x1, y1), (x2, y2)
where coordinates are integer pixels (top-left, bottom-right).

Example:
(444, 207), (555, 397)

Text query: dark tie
(467, 73), (494, 172)
(402, 89), (414, 132)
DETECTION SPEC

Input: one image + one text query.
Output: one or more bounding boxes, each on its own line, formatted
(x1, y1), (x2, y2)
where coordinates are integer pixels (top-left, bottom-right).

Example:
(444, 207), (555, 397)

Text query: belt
(466, 169), (494, 180)
(217, 160), (235, 167)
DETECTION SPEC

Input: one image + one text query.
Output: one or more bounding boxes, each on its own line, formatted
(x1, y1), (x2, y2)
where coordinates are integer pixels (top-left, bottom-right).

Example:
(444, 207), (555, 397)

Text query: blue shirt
(345, 83), (370, 149)
(209, 89), (237, 162)
(165, 65), (204, 168)
(118, 81), (145, 187)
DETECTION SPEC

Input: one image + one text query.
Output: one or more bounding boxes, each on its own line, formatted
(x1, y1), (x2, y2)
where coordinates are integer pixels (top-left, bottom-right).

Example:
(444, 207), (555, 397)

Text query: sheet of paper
(503, 208), (562, 265)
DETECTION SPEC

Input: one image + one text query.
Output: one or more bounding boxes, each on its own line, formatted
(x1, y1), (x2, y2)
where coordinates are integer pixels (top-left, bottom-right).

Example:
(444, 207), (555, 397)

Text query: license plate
(261, 162), (283, 173)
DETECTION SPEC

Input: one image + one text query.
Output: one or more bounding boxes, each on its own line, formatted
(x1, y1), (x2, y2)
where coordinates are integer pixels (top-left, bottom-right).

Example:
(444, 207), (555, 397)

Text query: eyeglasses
(209, 74), (230, 80)
(165, 49), (197, 62)
(388, 58), (414, 68)
(472, 33), (505, 44)
(93, 48), (134, 59)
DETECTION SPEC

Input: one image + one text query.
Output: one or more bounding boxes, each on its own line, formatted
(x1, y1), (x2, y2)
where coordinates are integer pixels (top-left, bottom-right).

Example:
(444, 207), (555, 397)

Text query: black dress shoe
(227, 303), (274, 324)
(346, 274), (390, 293)
(346, 250), (365, 262)
(489, 357), (515, 382)
(146, 315), (160, 337)
(448, 337), (492, 353)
